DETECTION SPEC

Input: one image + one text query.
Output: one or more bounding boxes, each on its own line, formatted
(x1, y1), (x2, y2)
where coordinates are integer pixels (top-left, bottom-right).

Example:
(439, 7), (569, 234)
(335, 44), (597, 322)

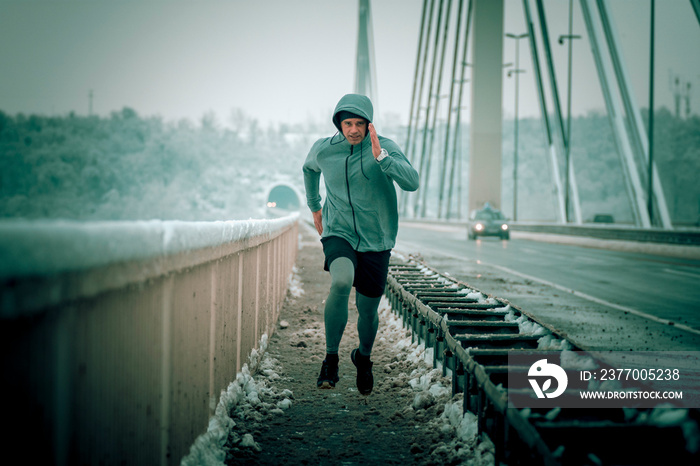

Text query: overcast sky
(1, 0), (698, 130)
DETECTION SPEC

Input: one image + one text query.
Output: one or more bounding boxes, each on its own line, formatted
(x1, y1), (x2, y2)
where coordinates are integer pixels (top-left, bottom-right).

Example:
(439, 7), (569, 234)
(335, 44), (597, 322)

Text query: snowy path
(182, 224), (495, 465)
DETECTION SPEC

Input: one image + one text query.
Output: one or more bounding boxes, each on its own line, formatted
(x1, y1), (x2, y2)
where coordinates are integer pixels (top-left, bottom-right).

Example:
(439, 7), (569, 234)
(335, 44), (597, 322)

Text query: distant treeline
(1, 107), (698, 225)
(0, 108), (310, 221)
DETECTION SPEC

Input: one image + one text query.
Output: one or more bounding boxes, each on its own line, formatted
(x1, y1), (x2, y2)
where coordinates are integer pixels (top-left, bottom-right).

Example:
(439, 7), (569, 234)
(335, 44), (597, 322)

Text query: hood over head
(332, 94), (373, 132)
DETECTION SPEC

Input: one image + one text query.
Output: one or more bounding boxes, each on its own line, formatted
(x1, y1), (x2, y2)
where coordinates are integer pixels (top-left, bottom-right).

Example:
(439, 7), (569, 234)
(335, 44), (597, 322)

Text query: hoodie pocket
(326, 208), (353, 234)
(354, 209), (384, 247)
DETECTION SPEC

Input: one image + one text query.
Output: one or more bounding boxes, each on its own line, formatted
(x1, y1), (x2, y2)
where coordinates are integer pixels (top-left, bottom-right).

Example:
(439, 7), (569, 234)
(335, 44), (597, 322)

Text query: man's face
(341, 118), (367, 145)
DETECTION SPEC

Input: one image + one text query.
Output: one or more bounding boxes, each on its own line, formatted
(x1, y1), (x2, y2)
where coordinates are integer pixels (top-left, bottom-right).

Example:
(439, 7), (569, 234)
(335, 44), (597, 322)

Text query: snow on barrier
(0, 213), (299, 466)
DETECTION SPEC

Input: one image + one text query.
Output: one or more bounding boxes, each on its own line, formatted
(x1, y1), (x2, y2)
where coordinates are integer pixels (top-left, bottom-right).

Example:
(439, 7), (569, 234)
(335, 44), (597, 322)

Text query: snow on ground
(286, 266), (304, 298)
(181, 334), (295, 466)
(359, 299), (497, 464)
(376, 299), (495, 465)
(182, 289), (496, 466)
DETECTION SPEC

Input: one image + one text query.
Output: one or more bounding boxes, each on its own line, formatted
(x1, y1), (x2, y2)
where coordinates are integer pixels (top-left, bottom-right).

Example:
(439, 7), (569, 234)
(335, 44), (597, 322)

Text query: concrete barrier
(400, 218), (700, 246)
(510, 223), (700, 246)
(0, 215), (299, 465)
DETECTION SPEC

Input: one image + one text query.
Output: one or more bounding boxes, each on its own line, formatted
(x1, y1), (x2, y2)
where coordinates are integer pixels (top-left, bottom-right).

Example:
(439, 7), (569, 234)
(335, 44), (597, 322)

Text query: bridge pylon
(355, 0), (378, 123)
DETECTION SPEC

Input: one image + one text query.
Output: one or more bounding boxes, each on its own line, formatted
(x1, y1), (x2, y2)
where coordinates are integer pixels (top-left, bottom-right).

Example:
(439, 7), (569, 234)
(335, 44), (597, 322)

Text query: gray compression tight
(324, 257), (382, 356)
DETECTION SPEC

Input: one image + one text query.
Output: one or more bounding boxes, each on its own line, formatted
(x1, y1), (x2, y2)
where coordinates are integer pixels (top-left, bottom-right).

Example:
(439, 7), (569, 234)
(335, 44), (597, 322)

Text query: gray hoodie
(303, 94), (419, 252)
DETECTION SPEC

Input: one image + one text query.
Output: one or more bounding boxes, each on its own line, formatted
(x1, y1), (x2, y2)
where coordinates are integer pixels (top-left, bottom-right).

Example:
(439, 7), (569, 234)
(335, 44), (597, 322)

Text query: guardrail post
(235, 253), (243, 372)
(419, 317), (426, 346)
(445, 350), (454, 393)
(254, 246), (260, 348)
(477, 389), (488, 436)
(259, 242), (268, 341)
(463, 365), (472, 412)
(428, 327), (437, 368)
(491, 403), (504, 466)
(411, 311), (418, 344)
(208, 263), (218, 417)
(266, 241), (273, 337)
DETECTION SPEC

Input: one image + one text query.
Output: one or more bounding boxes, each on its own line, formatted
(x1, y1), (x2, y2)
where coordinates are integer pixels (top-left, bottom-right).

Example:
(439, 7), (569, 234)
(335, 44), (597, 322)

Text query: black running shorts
(321, 236), (392, 298)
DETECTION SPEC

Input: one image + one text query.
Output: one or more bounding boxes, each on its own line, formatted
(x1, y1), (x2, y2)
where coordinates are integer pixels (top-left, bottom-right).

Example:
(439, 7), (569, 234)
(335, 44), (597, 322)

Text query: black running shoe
(351, 348), (373, 395)
(317, 359), (339, 389)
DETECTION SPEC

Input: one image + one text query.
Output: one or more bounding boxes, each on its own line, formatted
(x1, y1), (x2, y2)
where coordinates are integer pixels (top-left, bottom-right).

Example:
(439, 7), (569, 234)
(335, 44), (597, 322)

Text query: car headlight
(501, 224), (508, 231)
(475, 223), (484, 231)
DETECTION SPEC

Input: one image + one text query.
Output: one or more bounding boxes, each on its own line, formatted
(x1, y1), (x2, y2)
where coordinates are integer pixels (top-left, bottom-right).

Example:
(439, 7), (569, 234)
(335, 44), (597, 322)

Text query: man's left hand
(368, 123), (381, 159)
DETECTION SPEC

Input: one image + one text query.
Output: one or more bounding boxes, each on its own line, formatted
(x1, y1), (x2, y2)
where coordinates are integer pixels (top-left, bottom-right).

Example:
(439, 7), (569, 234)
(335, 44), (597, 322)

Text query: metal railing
(385, 254), (700, 465)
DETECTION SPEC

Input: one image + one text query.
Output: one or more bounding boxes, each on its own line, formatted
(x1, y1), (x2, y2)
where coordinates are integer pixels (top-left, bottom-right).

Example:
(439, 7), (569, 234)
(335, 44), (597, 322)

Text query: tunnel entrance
(266, 184), (301, 213)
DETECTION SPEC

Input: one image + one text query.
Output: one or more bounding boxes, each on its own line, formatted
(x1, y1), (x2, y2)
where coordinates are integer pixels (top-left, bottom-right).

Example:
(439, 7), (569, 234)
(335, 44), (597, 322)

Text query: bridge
(2, 1), (700, 465)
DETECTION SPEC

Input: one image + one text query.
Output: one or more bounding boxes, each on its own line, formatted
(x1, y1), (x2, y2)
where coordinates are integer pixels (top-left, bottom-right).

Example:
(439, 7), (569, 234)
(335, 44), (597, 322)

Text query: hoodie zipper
(345, 146), (361, 249)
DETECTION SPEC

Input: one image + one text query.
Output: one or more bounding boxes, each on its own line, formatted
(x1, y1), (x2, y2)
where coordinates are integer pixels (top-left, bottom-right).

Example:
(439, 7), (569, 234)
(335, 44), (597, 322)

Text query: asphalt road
(394, 222), (700, 352)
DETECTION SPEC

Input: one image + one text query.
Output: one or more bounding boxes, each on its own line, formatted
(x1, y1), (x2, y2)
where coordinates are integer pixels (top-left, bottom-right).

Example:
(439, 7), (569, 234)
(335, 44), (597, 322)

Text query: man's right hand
(312, 210), (323, 235)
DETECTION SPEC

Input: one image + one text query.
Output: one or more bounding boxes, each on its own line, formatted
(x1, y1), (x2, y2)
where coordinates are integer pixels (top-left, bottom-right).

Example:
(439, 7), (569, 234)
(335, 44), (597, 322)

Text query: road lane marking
(395, 240), (700, 337)
(664, 268), (700, 279)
